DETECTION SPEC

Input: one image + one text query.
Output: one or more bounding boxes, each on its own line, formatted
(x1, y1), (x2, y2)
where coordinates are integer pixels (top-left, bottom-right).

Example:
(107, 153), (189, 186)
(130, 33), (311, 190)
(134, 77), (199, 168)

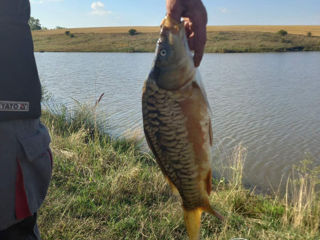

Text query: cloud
(90, 1), (111, 16)
(219, 7), (228, 14)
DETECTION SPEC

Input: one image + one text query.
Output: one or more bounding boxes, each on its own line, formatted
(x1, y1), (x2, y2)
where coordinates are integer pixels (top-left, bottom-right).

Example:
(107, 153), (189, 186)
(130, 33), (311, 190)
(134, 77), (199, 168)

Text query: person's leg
(0, 213), (39, 240)
(26, 221), (41, 240)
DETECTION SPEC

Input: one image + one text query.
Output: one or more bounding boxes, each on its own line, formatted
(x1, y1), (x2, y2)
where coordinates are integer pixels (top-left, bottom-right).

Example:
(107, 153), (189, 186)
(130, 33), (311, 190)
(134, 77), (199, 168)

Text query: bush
(278, 29), (288, 36)
(70, 34), (75, 38)
(307, 32), (312, 37)
(128, 29), (137, 36)
(65, 31), (70, 36)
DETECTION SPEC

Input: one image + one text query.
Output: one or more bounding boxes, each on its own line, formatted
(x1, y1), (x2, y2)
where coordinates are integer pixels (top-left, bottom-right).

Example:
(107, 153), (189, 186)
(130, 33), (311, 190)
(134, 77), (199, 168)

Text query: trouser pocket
(16, 122), (52, 217)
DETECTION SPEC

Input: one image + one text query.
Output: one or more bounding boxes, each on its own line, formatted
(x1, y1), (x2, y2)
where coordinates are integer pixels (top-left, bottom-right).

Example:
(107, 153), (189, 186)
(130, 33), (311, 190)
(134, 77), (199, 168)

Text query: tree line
(28, 17), (63, 31)
(29, 17), (42, 30)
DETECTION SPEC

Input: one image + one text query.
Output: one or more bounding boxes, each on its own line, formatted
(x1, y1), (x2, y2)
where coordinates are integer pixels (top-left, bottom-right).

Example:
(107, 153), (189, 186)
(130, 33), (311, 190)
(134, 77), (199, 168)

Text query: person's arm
(166, 0), (207, 67)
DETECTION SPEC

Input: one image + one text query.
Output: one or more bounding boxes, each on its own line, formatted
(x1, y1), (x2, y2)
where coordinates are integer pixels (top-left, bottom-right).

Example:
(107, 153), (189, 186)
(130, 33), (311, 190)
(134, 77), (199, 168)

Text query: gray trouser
(0, 118), (52, 239)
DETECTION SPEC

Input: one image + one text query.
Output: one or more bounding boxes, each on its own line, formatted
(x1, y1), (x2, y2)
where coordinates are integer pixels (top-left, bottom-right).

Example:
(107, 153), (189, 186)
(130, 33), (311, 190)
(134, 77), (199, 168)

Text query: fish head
(150, 16), (195, 90)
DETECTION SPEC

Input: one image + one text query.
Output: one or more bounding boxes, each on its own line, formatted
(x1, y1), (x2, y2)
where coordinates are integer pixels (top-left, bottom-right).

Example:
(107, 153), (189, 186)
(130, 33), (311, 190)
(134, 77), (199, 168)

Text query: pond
(36, 51), (320, 192)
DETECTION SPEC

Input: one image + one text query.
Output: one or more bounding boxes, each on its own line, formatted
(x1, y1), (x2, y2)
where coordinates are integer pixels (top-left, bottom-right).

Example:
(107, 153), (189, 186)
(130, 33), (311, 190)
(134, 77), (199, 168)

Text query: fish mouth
(151, 15), (195, 91)
(160, 15), (184, 33)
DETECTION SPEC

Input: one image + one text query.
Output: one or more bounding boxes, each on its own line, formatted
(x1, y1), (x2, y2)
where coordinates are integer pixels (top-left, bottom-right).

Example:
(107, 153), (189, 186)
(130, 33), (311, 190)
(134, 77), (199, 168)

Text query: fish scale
(142, 16), (223, 240)
(143, 79), (204, 210)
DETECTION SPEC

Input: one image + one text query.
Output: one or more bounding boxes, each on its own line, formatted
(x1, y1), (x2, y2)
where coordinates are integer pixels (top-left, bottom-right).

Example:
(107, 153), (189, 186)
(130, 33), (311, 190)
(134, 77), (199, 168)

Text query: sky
(30, 0), (320, 29)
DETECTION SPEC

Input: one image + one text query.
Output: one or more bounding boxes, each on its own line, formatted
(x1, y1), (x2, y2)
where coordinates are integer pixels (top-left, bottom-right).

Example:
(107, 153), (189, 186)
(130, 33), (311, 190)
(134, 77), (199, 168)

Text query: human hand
(166, 0), (207, 67)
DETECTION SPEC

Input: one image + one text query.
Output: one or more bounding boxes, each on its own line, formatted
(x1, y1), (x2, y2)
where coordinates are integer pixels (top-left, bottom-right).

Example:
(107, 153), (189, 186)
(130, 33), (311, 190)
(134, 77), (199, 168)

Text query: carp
(142, 16), (223, 240)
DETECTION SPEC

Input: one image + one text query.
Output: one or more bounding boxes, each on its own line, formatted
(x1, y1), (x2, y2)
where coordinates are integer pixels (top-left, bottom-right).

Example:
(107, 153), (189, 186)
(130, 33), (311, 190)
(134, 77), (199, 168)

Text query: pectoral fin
(165, 177), (179, 196)
(203, 204), (224, 221)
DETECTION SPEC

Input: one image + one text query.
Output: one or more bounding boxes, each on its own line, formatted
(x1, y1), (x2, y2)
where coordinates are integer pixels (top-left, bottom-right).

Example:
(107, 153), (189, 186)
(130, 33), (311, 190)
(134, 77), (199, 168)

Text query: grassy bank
(32, 26), (320, 36)
(37, 106), (320, 240)
(32, 26), (320, 53)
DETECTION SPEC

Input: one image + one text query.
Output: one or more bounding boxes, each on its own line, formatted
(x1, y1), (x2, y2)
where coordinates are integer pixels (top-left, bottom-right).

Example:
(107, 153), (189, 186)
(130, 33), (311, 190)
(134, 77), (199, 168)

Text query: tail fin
(183, 208), (203, 240)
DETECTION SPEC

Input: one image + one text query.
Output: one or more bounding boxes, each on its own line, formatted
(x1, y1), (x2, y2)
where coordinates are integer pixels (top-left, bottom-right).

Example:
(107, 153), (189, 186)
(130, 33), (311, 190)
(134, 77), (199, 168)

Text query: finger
(193, 23), (206, 67)
(188, 36), (195, 51)
(192, 16), (207, 67)
(184, 18), (195, 50)
(183, 1), (207, 66)
(183, 17), (191, 23)
(184, 21), (193, 38)
(193, 43), (205, 67)
(184, 18), (195, 40)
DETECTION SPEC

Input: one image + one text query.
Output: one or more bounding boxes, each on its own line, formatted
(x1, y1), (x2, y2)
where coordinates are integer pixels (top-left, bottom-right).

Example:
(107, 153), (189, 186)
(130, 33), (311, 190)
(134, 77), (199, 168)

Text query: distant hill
(33, 25), (320, 36)
(32, 25), (320, 53)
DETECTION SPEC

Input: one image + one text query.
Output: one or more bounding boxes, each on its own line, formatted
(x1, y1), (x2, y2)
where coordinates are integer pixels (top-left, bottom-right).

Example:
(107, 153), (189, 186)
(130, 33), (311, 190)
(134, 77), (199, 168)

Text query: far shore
(32, 25), (320, 53)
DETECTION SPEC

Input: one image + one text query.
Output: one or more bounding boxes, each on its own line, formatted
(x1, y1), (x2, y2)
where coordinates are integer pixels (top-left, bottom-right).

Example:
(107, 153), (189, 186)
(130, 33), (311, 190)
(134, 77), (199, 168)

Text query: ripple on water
(37, 52), (320, 193)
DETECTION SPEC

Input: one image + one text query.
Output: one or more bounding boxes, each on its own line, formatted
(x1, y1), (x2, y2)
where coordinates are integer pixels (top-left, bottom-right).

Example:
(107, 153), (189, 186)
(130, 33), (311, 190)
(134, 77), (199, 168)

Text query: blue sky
(30, 0), (320, 29)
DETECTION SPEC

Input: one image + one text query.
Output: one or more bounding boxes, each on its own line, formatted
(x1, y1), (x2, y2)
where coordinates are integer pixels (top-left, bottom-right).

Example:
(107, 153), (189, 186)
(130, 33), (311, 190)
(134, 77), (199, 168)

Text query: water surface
(36, 52), (320, 192)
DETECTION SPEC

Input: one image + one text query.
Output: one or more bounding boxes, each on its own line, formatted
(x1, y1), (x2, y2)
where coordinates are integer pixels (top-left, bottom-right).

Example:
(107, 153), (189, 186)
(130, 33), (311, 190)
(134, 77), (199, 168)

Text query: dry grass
(32, 32), (157, 52)
(283, 158), (320, 234)
(33, 25), (320, 37)
(207, 25), (320, 37)
(33, 26), (161, 36)
(37, 105), (320, 240)
(32, 30), (320, 53)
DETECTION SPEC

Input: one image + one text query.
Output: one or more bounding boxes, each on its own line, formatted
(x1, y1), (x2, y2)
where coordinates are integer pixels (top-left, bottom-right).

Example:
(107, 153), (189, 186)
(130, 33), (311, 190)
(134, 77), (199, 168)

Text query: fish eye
(160, 49), (167, 57)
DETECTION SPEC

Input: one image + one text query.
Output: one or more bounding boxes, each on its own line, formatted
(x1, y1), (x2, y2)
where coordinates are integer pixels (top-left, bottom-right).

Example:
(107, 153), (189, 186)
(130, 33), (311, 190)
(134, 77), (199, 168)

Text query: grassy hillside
(32, 26), (320, 53)
(37, 104), (320, 240)
(33, 25), (320, 36)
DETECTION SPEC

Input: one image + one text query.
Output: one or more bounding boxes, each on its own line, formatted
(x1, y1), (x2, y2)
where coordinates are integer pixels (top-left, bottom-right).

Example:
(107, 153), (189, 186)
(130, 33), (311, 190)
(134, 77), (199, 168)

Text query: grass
(32, 26), (320, 53)
(37, 102), (320, 240)
(206, 26), (320, 37)
(33, 26), (320, 36)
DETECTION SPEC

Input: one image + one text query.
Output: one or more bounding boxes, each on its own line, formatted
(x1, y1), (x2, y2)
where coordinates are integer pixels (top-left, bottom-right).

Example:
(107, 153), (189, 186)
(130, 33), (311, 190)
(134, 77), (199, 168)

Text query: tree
(277, 29), (288, 36)
(307, 32), (312, 37)
(29, 17), (42, 30)
(128, 29), (137, 36)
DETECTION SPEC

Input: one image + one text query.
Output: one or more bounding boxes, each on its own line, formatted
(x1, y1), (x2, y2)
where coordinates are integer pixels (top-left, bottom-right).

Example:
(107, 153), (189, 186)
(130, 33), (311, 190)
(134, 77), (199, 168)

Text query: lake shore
(37, 104), (320, 239)
(32, 26), (320, 53)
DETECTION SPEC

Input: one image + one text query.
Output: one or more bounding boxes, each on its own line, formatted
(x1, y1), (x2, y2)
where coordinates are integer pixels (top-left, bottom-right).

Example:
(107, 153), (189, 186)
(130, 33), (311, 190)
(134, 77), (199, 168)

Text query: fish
(142, 16), (224, 240)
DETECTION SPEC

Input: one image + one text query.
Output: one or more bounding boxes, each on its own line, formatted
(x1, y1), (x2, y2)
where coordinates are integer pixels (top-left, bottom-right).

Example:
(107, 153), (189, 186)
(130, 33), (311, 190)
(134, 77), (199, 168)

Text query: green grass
(32, 31), (320, 53)
(38, 105), (320, 240)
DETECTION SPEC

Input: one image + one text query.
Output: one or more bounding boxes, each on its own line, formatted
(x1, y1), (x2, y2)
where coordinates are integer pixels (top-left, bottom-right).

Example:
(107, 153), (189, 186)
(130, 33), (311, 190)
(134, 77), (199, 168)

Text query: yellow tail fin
(183, 205), (224, 240)
(183, 208), (203, 240)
